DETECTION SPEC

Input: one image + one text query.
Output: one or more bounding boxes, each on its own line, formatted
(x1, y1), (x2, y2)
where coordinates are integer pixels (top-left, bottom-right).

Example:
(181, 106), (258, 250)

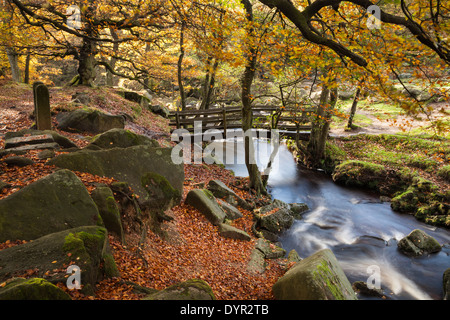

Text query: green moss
(332, 160), (387, 190)
(313, 261), (345, 300)
(103, 253), (120, 278)
(438, 165), (450, 182)
(141, 172), (181, 208)
(0, 278), (71, 300)
(62, 228), (107, 263)
(391, 189), (419, 213)
(321, 141), (347, 173)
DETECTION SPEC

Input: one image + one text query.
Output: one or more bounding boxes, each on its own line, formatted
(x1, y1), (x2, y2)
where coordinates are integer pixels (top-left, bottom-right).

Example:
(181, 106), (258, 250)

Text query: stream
(209, 136), (450, 300)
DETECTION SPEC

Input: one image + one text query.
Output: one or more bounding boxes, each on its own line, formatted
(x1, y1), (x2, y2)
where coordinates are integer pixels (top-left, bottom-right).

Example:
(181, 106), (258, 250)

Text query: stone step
(5, 142), (60, 153)
(5, 134), (55, 149)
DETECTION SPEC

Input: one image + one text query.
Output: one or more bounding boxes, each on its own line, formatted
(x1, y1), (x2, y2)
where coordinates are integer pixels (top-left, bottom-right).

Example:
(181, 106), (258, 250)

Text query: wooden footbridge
(168, 105), (313, 140)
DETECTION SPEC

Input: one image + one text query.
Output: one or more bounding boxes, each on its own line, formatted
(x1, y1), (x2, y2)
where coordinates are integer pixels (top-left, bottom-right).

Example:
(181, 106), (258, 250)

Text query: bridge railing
(168, 105), (314, 135)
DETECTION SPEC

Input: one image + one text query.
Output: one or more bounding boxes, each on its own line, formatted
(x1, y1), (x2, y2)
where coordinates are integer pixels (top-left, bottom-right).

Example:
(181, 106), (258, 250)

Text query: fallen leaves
(0, 83), (287, 301)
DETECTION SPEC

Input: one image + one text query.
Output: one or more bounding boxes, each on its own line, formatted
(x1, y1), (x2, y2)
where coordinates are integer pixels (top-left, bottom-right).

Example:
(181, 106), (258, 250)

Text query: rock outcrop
(0, 169), (101, 242)
(272, 249), (357, 300)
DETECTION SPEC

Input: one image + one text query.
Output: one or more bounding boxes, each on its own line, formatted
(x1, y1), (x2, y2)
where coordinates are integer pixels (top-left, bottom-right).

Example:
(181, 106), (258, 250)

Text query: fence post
(222, 107), (227, 139)
(175, 112), (180, 129)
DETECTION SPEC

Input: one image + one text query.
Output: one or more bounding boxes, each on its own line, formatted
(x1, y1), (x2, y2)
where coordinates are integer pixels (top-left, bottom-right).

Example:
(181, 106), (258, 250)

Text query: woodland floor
(0, 81), (284, 300)
(0, 81), (448, 299)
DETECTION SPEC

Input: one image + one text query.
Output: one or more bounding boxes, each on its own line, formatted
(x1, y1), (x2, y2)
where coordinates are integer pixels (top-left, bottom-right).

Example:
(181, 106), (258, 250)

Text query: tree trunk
(306, 83), (338, 167)
(177, 21), (186, 111)
(200, 57), (219, 110)
(105, 28), (119, 87)
(77, 5), (97, 86)
(6, 47), (21, 83)
(347, 87), (361, 129)
(77, 38), (97, 86)
(241, 0), (266, 196)
(24, 50), (31, 84)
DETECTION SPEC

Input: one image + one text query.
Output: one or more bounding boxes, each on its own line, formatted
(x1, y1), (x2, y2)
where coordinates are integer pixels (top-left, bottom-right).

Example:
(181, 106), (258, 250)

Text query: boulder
(247, 247), (267, 274)
(3, 156), (34, 167)
(0, 278), (71, 300)
(258, 208), (295, 234)
(332, 160), (387, 191)
(47, 145), (184, 207)
(140, 172), (181, 211)
(56, 108), (125, 134)
(86, 128), (159, 150)
(287, 249), (302, 264)
(397, 229), (442, 256)
(352, 281), (384, 298)
(216, 199), (243, 220)
(0, 226), (116, 293)
(144, 279), (215, 300)
(0, 169), (101, 242)
(254, 238), (286, 259)
(37, 149), (56, 160)
(184, 189), (226, 225)
(444, 268), (450, 300)
(150, 105), (170, 118)
(272, 249), (357, 300)
(207, 180), (252, 210)
(257, 199), (308, 220)
(90, 187), (124, 242)
(218, 223), (251, 241)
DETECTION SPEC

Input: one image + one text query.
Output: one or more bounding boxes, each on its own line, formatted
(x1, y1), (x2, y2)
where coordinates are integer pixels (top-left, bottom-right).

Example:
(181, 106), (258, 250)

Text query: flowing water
(209, 136), (450, 300)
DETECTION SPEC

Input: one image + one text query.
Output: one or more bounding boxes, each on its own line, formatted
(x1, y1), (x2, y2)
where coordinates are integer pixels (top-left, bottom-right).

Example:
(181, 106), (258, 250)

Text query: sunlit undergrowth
(329, 133), (449, 189)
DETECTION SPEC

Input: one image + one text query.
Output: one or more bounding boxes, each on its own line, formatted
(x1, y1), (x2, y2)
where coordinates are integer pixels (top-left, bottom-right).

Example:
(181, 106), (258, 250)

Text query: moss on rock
(0, 278), (71, 300)
(144, 279), (216, 300)
(332, 160), (387, 191)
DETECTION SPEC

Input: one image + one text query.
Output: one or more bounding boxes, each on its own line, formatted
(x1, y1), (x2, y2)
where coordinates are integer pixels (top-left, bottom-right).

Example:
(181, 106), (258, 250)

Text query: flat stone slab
(5, 142), (60, 153)
(5, 134), (54, 149)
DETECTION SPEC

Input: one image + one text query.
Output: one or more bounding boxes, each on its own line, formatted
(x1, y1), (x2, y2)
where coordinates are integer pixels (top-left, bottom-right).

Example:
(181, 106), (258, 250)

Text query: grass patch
(336, 133), (450, 180)
(360, 102), (405, 120)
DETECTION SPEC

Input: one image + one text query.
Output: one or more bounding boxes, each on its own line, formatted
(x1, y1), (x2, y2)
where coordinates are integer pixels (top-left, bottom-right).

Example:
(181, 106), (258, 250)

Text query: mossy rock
(86, 128), (159, 150)
(48, 145), (184, 207)
(0, 278), (71, 300)
(0, 169), (101, 242)
(90, 187), (124, 242)
(397, 229), (442, 256)
(258, 208), (295, 234)
(207, 180), (252, 210)
(332, 160), (387, 191)
(185, 189), (226, 225)
(444, 268), (450, 300)
(0, 226), (115, 291)
(143, 279), (216, 300)
(218, 223), (251, 241)
(141, 172), (181, 211)
(391, 189), (419, 213)
(56, 108), (125, 134)
(272, 249), (357, 300)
